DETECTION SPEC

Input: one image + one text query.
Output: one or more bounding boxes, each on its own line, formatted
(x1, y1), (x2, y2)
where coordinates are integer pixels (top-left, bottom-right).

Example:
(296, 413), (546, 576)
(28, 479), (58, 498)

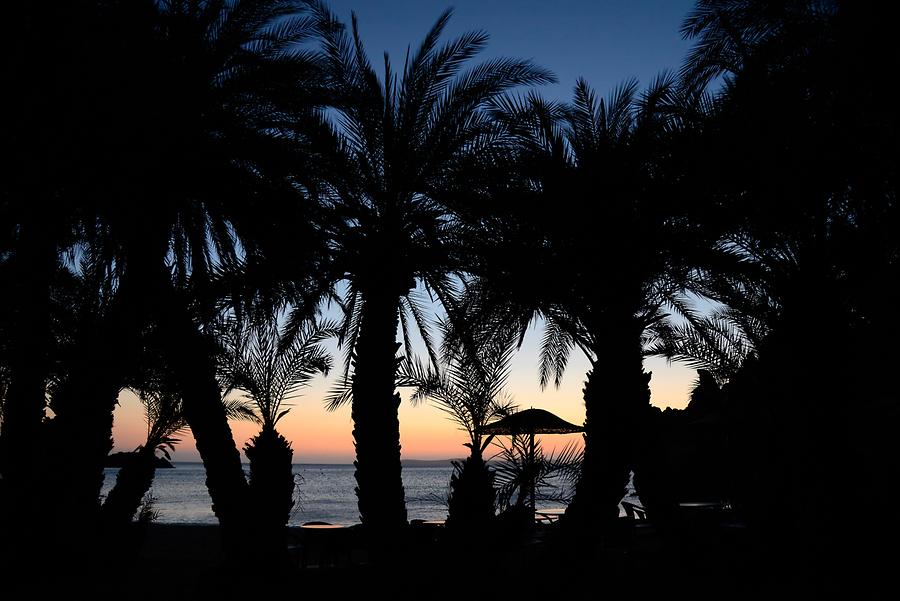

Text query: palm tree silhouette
(5, 0), (330, 562)
(679, 0), (836, 93)
(221, 313), (334, 559)
(100, 365), (257, 528)
(101, 385), (187, 528)
(468, 76), (717, 530)
(0, 1), (121, 522)
(676, 2), (900, 592)
(5, 247), (124, 552)
(398, 317), (518, 530)
(303, 3), (554, 532)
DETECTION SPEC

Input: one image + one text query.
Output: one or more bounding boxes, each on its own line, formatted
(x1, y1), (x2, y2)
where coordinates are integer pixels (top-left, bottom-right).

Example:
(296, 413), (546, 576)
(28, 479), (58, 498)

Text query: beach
(100, 517), (758, 601)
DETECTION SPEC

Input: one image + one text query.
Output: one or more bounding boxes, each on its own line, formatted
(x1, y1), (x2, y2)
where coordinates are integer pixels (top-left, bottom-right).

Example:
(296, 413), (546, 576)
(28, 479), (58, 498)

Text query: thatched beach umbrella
(478, 408), (584, 512)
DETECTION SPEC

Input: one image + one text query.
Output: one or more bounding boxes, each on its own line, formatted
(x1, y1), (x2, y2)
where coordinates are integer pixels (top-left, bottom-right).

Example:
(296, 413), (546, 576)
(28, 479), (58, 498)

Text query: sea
(99, 462), (624, 525)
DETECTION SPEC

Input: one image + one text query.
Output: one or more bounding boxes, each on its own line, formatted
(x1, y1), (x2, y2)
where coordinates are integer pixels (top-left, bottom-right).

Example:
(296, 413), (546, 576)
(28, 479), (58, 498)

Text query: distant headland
(401, 459), (461, 467)
(105, 452), (174, 469)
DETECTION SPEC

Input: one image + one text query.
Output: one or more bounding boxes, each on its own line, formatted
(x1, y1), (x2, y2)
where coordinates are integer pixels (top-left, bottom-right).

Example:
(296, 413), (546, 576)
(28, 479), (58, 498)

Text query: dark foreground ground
(9, 518), (892, 600)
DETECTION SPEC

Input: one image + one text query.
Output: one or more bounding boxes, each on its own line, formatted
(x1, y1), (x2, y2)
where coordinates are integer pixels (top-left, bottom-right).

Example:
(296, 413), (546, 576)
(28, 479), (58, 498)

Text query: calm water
(101, 462), (632, 525)
(101, 463), (454, 525)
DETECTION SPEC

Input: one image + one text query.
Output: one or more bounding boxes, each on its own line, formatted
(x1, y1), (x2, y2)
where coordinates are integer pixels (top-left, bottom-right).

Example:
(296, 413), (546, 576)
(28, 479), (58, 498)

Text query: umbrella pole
(529, 432), (536, 512)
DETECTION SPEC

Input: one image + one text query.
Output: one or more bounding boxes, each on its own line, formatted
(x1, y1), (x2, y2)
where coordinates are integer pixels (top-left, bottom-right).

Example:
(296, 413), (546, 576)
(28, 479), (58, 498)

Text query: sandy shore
(80, 520), (797, 600)
(140, 523), (224, 564)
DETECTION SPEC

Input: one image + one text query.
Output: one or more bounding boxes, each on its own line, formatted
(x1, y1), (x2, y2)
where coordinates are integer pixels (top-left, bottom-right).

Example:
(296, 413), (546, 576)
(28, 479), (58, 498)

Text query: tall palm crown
(467, 78), (717, 528)
(47, 0), (330, 426)
(483, 78), (711, 384)
(308, 3), (555, 340)
(672, 0), (900, 395)
(679, 0), (837, 93)
(303, 2), (554, 531)
(97, 0), (327, 291)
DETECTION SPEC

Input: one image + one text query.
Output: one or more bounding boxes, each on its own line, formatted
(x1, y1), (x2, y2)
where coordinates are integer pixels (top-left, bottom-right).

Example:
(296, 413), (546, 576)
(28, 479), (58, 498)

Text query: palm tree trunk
(0, 227), (55, 491)
(446, 448), (495, 531)
(45, 357), (123, 527)
(0, 333), (49, 487)
(566, 319), (650, 532)
(153, 290), (253, 562)
(40, 261), (155, 549)
(0, 227), (56, 570)
(245, 425), (295, 566)
(351, 286), (408, 532)
(100, 446), (158, 526)
(26, 312), (139, 579)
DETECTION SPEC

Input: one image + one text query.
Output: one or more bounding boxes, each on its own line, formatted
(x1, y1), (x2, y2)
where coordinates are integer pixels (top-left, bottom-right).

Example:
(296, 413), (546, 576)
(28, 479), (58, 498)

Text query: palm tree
(303, 2), (554, 532)
(466, 77), (719, 531)
(493, 435), (582, 518)
(398, 318), (517, 530)
(221, 312), (334, 557)
(101, 385), (185, 528)
(646, 292), (766, 385)
(100, 370), (256, 528)
(677, 2), (900, 591)
(0, 1), (118, 533)
(26, 0), (332, 563)
(1, 234), (131, 567)
(679, 0), (837, 93)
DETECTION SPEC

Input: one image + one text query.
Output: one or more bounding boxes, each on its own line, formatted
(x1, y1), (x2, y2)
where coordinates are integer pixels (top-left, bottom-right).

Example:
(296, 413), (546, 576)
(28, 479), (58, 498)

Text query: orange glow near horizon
(110, 354), (696, 463)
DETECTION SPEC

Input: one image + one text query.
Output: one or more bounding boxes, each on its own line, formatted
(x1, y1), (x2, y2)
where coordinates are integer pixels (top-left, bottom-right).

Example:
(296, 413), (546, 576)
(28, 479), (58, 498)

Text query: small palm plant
(222, 314), (335, 543)
(398, 319), (517, 530)
(493, 435), (582, 517)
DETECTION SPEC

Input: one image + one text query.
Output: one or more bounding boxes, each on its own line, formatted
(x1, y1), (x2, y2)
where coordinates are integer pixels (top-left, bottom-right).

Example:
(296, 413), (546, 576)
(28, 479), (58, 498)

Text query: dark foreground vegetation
(1, 1), (898, 598)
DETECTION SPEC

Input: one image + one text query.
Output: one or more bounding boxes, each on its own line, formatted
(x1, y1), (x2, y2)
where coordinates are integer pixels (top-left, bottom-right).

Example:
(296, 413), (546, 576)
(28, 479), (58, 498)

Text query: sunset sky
(111, 0), (699, 463)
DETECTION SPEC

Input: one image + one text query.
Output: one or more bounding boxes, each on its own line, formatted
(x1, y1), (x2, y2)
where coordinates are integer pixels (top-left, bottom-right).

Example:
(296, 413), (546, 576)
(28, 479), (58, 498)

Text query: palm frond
(222, 396), (262, 425)
(332, 284), (363, 380)
(402, 316), (519, 447)
(538, 315), (576, 389)
(324, 373), (353, 411)
(645, 308), (756, 383)
(401, 286), (439, 369)
(222, 308), (334, 425)
(492, 435), (583, 510)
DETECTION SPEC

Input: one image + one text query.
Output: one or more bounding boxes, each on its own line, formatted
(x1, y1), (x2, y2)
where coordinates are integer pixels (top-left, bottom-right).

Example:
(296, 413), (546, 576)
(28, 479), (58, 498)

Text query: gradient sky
(111, 0), (700, 463)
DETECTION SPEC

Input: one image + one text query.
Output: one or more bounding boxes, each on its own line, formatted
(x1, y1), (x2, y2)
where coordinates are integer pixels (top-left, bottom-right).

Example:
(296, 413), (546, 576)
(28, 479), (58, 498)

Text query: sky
(111, 0), (701, 463)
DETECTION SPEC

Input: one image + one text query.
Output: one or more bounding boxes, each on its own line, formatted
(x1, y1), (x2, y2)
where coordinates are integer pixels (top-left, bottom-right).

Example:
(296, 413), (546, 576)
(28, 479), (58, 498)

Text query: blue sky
(324, 0), (696, 102)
